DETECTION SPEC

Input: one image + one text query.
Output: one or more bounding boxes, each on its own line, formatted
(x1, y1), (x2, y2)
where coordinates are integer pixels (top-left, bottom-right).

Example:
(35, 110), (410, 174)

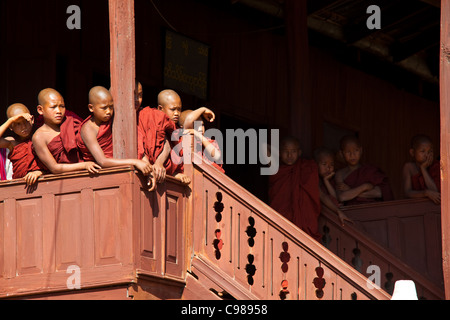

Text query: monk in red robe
(76, 86), (152, 175)
(402, 134), (440, 204)
(32, 88), (101, 174)
(314, 147), (352, 226)
(269, 136), (322, 241)
(179, 108), (224, 173)
(0, 103), (44, 187)
(335, 135), (394, 206)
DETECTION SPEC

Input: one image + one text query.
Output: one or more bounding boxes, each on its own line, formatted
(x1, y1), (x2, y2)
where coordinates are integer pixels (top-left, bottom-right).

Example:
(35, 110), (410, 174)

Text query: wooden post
(440, 0), (450, 299)
(285, 0), (311, 157)
(109, 0), (136, 159)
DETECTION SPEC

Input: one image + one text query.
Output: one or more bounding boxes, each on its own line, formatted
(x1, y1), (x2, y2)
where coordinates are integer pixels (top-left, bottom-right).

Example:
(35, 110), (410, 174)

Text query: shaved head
(158, 89), (181, 107)
(340, 134), (361, 151)
(7, 103), (30, 119)
(38, 88), (63, 106)
(280, 136), (300, 150)
(411, 134), (433, 149)
(179, 109), (193, 127)
(89, 86), (113, 105)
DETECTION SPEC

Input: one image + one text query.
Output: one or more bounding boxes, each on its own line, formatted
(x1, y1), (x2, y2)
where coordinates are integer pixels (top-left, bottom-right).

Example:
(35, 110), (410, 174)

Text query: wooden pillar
(285, 0), (311, 157)
(440, 0), (450, 299)
(109, 0), (136, 159)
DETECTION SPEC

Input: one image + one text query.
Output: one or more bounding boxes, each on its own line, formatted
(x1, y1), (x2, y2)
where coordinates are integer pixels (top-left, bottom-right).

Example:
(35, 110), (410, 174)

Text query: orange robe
(269, 158), (321, 241)
(411, 160), (441, 192)
(343, 164), (394, 205)
(137, 107), (177, 172)
(9, 139), (44, 179)
(76, 116), (113, 161)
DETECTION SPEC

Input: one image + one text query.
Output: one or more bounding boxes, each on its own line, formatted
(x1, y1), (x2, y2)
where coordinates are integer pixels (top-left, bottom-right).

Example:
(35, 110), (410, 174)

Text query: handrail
(187, 157), (391, 300)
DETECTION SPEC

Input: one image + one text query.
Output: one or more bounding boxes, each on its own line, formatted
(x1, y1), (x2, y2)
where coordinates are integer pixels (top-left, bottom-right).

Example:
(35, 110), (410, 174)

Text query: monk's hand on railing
(134, 159), (153, 176)
(152, 163), (166, 183)
(85, 161), (101, 174)
(425, 189), (441, 204)
(174, 173), (191, 185)
(337, 209), (353, 226)
(147, 174), (157, 192)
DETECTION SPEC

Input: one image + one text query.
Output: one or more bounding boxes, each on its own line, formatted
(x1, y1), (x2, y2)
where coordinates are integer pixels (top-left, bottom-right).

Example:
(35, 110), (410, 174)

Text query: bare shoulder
(402, 162), (417, 175)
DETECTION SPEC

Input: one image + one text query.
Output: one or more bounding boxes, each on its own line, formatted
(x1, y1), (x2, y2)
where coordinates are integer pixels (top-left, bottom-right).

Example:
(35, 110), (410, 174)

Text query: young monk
(156, 89), (191, 184)
(402, 134), (440, 204)
(269, 136), (322, 241)
(76, 86), (153, 177)
(314, 147), (352, 226)
(0, 103), (44, 186)
(179, 108), (224, 173)
(335, 135), (394, 205)
(136, 85), (190, 188)
(32, 88), (101, 174)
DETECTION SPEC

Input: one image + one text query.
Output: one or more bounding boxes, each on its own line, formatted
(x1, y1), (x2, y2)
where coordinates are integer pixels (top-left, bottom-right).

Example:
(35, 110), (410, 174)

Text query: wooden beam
(109, 0), (136, 159)
(440, 0), (450, 300)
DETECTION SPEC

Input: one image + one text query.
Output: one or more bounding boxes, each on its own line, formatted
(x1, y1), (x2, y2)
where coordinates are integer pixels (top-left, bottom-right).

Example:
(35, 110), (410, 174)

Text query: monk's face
(280, 141), (301, 166)
(37, 93), (66, 125)
(10, 115), (33, 138)
(341, 141), (362, 167)
(90, 96), (114, 124)
(317, 154), (335, 178)
(158, 96), (182, 124)
(410, 142), (433, 165)
(135, 83), (143, 110)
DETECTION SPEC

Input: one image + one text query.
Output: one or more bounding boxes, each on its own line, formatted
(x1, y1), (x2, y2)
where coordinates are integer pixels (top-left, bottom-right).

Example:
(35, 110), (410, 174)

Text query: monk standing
(335, 135), (394, 205)
(0, 103), (44, 186)
(402, 134), (440, 204)
(76, 86), (152, 176)
(269, 136), (322, 241)
(32, 88), (101, 174)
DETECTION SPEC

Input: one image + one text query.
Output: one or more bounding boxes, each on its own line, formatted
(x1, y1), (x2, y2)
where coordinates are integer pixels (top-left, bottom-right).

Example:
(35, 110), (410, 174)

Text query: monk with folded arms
(269, 136), (322, 241)
(0, 103), (44, 186)
(76, 86), (152, 177)
(335, 135), (394, 205)
(402, 134), (440, 204)
(32, 88), (101, 174)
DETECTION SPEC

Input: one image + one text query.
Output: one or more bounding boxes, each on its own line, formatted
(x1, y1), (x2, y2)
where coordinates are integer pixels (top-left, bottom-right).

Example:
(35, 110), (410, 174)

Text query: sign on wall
(163, 30), (210, 100)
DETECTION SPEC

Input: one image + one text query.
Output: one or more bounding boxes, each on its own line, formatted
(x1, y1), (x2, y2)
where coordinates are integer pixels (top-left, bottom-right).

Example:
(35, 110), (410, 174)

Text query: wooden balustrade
(0, 166), (189, 299)
(186, 159), (391, 300)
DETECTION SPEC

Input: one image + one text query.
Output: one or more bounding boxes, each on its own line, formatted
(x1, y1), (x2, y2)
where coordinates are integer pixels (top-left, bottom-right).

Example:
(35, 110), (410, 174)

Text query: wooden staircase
(0, 157), (444, 300)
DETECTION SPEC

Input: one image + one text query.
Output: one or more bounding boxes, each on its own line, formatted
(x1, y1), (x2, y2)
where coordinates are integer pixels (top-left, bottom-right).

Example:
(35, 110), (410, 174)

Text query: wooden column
(440, 0), (450, 299)
(109, 0), (136, 159)
(285, 0), (311, 156)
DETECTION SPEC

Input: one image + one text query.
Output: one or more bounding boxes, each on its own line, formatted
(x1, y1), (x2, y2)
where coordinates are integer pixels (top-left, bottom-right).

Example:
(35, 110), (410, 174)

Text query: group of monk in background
(268, 133), (441, 241)
(0, 82), (223, 193)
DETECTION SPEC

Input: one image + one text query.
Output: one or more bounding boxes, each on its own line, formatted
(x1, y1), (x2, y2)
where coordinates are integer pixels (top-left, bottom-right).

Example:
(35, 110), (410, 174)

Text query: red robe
(9, 139), (44, 179)
(168, 127), (185, 175)
(76, 116), (113, 161)
(269, 158), (321, 241)
(195, 138), (224, 173)
(0, 148), (6, 180)
(137, 107), (177, 172)
(33, 110), (83, 168)
(319, 178), (339, 207)
(343, 164), (394, 206)
(411, 160), (441, 192)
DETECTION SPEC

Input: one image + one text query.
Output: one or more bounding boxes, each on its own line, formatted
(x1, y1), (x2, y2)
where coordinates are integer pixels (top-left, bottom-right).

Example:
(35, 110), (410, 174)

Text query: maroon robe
(269, 158), (321, 241)
(343, 164), (394, 206)
(76, 115), (113, 161)
(411, 160), (441, 192)
(9, 139), (44, 178)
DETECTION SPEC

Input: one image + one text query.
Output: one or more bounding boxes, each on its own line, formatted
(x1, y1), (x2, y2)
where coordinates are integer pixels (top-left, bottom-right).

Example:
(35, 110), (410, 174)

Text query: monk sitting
(32, 88), (101, 174)
(402, 134), (440, 204)
(136, 84), (188, 189)
(335, 135), (394, 205)
(179, 107), (224, 173)
(76, 86), (152, 176)
(156, 89), (191, 184)
(0, 103), (44, 187)
(314, 147), (352, 226)
(269, 136), (321, 241)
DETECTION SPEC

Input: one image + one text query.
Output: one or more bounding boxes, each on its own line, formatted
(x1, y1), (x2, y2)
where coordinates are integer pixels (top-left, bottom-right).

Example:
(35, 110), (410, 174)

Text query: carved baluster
(245, 217), (257, 285)
(351, 242), (363, 273)
(322, 225), (331, 249)
(212, 192), (224, 260)
(313, 263), (326, 299)
(279, 242), (291, 300)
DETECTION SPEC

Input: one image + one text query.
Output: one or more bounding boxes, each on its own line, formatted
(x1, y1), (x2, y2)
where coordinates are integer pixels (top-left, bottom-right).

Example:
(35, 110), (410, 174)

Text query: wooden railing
(185, 159), (391, 300)
(318, 202), (444, 300)
(0, 166), (189, 299)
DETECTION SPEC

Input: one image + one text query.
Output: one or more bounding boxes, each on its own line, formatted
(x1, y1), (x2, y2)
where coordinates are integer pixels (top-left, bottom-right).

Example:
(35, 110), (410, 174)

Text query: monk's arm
(80, 125), (151, 175)
(335, 170), (372, 202)
(319, 189), (352, 226)
(403, 163), (434, 199)
(359, 186), (382, 199)
(32, 133), (99, 174)
(420, 163), (439, 192)
(183, 107), (215, 129)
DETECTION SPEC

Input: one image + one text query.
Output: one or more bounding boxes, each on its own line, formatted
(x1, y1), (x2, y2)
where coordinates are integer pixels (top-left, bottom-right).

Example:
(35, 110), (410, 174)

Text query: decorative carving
(213, 229), (223, 259)
(351, 247), (363, 272)
(245, 254), (256, 286)
(321, 225), (331, 248)
(245, 217), (257, 247)
(279, 242), (291, 273)
(214, 192), (224, 222)
(313, 265), (326, 299)
(384, 271), (394, 295)
(279, 280), (289, 300)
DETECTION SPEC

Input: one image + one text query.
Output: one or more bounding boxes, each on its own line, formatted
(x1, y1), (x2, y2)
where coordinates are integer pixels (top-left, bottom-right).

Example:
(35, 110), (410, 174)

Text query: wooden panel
(165, 187), (185, 279)
(94, 188), (121, 266)
(16, 198), (43, 276)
